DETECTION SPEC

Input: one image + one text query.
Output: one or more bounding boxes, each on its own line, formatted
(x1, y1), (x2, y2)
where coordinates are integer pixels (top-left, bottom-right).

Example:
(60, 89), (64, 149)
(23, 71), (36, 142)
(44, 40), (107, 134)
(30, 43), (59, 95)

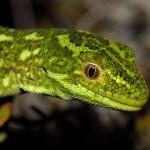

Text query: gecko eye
(84, 63), (100, 80)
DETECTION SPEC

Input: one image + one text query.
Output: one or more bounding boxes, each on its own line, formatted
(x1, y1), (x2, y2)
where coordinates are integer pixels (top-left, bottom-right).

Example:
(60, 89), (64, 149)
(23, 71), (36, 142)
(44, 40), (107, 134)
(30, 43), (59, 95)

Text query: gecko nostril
(134, 96), (140, 100)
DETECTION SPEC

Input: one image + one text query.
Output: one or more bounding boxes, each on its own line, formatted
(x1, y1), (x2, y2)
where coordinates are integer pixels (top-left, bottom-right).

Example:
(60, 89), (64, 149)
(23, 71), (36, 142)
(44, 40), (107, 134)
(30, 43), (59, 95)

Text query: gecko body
(0, 27), (149, 127)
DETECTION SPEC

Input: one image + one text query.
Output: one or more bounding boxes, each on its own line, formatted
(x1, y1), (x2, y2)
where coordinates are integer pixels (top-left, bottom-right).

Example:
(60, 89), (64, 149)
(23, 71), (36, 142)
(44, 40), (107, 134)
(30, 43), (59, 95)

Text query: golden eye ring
(84, 63), (101, 80)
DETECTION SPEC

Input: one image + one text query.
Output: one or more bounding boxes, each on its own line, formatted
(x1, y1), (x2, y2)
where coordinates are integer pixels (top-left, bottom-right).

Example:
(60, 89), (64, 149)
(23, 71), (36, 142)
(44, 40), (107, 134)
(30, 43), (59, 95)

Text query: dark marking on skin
(117, 43), (135, 60)
(68, 30), (109, 50)
(107, 47), (125, 60)
(64, 51), (73, 57)
(95, 47), (135, 83)
(117, 43), (128, 50)
(69, 31), (83, 46)
(85, 38), (100, 50)
(41, 66), (47, 74)
(106, 46), (136, 73)
(97, 48), (107, 57)
(98, 37), (109, 46)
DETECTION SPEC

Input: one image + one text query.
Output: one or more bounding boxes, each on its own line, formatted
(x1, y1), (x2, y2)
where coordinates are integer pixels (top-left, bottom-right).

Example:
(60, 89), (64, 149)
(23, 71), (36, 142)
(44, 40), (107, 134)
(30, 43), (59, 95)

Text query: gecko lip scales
(92, 93), (141, 111)
(76, 83), (143, 111)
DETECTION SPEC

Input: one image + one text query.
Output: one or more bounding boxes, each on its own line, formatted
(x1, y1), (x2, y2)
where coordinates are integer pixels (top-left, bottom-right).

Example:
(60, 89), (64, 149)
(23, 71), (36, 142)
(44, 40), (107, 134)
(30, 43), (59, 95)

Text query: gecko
(0, 26), (149, 127)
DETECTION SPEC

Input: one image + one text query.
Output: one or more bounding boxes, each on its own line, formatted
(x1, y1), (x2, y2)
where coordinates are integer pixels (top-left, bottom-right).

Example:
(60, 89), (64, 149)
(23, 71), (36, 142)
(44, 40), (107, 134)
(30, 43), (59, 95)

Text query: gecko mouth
(76, 83), (146, 111)
(91, 93), (142, 111)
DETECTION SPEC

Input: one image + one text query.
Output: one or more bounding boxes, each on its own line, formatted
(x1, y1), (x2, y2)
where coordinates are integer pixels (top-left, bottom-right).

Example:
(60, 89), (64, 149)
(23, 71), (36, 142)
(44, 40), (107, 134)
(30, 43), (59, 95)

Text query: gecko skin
(0, 27), (149, 126)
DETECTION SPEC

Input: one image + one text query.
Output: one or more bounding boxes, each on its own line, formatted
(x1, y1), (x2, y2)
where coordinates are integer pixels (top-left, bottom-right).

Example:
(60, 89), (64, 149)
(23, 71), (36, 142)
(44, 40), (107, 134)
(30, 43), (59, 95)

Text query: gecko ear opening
(84, 63), (100, 80)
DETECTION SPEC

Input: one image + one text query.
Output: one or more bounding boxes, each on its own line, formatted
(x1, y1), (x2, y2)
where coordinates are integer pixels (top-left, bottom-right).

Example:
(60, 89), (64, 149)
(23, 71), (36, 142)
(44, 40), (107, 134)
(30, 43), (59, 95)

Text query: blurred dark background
(0, 0), (150, 149)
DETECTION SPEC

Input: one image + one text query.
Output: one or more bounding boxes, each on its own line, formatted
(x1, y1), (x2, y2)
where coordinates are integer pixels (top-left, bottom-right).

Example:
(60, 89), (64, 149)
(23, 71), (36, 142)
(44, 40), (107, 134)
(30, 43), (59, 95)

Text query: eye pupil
(84, 63), (100, 80)
(88, 65), (96, 78)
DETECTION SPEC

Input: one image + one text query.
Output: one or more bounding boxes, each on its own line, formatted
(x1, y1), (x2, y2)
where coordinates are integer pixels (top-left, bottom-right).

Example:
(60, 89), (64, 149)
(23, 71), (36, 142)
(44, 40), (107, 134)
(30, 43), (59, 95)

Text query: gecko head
(50, 29), (149, 111)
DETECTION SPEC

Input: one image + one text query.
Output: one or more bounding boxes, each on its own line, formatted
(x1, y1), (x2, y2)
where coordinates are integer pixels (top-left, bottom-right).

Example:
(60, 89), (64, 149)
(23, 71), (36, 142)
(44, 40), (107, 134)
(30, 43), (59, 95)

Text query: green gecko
(0, 26), (149, 127)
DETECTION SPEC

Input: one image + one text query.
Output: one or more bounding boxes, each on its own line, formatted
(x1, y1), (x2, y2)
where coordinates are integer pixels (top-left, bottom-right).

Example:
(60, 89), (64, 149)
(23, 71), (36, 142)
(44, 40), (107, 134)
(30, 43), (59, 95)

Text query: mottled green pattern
(0, 27), (149, 111)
